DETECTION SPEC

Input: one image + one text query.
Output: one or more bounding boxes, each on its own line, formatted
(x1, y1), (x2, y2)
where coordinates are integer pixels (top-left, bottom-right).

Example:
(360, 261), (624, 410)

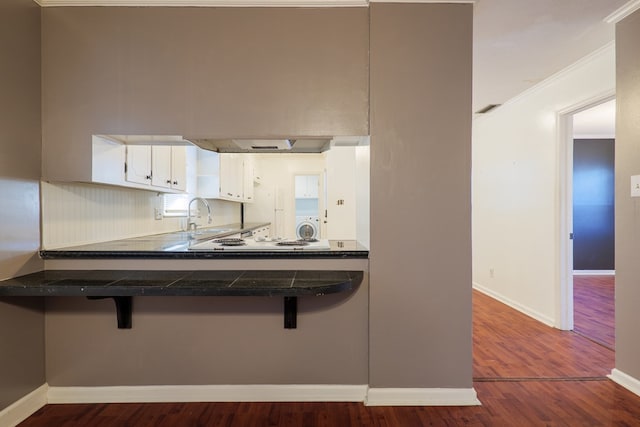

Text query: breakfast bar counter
(39, 223), (369, 260)
(0, 269), (363, 329)
(7, 225), (369, 330)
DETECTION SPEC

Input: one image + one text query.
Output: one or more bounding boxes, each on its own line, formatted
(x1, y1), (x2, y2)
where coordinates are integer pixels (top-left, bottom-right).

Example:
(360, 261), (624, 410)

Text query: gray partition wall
(0, 0), (45, 411)
(369, 3), (473, 389)
(615, 8), (640, 386)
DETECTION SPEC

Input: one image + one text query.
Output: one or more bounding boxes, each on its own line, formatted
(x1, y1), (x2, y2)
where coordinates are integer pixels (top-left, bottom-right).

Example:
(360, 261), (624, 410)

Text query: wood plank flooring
(573, 275), (615, 349)
(473, 289), (613, 379)
(19, 287), (639, 427)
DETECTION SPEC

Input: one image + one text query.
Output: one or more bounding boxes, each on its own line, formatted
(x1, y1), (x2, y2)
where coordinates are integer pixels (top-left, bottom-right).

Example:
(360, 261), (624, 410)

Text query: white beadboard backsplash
(41, 182), (240, 249)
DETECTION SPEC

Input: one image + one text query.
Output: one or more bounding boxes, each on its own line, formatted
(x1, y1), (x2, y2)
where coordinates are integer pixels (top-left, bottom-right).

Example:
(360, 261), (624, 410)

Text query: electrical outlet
(489, 268), (494, 278)
(154, 208), (163, 220)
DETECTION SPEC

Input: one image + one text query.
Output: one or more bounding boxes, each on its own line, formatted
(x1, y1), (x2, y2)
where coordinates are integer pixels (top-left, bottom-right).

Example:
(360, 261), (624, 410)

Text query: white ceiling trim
(36, 0), (367, 6)
(35, 0), (473, 6)
(474, 42), (615, 121)
(604, 0), (640, 23)
(369, 0), (473, 3)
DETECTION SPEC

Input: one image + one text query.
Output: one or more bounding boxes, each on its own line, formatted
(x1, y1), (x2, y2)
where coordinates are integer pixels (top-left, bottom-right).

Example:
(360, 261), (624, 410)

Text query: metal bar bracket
(87, 296), (133, 329)
(284, 296), (297, 329)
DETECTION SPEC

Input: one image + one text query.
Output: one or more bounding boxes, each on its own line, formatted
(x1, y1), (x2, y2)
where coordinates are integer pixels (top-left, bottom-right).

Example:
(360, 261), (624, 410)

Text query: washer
(296, 216), (319, 240)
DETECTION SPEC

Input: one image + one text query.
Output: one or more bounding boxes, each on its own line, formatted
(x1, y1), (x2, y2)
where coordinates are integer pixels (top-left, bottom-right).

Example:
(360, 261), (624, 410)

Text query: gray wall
(46, 276), (368, 386)
(573, 139), (615, 270)
(0, 0), (45, 411)
(40, 3), (473, 390)
(615, 9), (640, 382)
(369, 3), (473, 388)
(41, 6), (369, 182)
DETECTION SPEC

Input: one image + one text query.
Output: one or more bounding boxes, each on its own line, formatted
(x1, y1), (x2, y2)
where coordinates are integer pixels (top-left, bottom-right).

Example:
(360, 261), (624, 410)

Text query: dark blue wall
(573, 139), (615, 270)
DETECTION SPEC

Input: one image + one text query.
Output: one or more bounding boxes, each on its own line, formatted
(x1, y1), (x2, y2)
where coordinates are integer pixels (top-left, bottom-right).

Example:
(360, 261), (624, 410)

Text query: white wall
(472, 43), (615, 326)
(41, 182), (239, 248)
(244, 154), (326, 239)
(356, 143), (370, 248)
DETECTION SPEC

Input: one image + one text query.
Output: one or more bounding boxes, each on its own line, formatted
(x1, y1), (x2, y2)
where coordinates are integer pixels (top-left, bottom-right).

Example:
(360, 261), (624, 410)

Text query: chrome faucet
(187, 197), (212, 232)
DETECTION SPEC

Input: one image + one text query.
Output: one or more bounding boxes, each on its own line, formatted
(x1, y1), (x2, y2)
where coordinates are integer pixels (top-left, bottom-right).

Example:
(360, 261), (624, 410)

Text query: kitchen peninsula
(38, 223), (369, 260)
(1, 223), (368, 330)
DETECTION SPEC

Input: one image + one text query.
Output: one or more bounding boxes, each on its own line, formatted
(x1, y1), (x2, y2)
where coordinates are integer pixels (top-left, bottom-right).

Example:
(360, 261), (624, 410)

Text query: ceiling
(36, 0), (639, 118)
(473, 0), (629, 114)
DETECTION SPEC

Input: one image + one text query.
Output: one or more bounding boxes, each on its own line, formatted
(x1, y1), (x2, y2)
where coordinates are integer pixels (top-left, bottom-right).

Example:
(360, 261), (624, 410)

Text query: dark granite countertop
(39, 222), (369, 260)
(0, 270), (363, 297)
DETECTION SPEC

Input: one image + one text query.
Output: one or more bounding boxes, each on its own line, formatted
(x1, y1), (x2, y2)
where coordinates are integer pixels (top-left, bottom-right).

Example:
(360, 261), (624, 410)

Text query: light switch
(631, 175), (640, 197)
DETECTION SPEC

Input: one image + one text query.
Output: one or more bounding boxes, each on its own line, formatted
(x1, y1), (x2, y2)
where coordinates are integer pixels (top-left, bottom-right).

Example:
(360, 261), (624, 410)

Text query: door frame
(293, 172), (324, 238)
(556, 91), (615, 330)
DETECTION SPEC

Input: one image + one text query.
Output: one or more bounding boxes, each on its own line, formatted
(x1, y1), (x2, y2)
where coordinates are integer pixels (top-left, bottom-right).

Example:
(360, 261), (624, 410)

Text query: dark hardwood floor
(573, 274), (615, 350)
(19, 287), (639, 427)
(473, 289), (614, 379)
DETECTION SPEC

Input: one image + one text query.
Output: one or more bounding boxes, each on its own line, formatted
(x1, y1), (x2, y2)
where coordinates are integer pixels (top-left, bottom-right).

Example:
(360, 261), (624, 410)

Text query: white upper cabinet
(196, 150), (254, 203)
(91, 135), (189, 193)
(295, 175), (319, 199)
(219, 154), (243, 201)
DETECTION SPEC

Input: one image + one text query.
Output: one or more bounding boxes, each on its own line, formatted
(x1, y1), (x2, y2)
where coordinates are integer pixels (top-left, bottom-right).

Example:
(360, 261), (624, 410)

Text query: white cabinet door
(306, 175), (319, 198)
(92, 135), (126, 186)
(243, 156), (254, 203)
(220, 154), (243, 201)
(295, 176), (307, 198)
(126, 145), (152, 185)
(196, 149), (221, 198)
(170, 146), (187, 191)
(151, 145), (172, 189)
(295, 175), (319, 198)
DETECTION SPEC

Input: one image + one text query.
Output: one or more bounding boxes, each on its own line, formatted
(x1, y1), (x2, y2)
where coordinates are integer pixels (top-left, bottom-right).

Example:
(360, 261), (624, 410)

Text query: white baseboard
(365, 387), (480, 406)
(47, 384), (369, 404)
(4, 384), (481, 417)
(0, 384), (48, 427)
(472, 282), (555, 327)
(609, 369), (640, 397)
(573, 270), (615, 276)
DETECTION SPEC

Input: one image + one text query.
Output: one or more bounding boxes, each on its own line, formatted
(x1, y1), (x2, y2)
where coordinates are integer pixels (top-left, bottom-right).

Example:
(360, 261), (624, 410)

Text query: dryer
(295, 216), (319, 240)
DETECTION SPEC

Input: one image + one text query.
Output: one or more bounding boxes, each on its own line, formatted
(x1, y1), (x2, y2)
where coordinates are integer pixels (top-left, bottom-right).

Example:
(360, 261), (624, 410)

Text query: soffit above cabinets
(99, 135), (367, 153)
(99, 135), (194, 146)
(188, 138), (333, 153)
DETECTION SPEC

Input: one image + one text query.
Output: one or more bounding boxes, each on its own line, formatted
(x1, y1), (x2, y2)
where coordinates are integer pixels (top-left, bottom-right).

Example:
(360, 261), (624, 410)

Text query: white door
(325, 147), (357, 240)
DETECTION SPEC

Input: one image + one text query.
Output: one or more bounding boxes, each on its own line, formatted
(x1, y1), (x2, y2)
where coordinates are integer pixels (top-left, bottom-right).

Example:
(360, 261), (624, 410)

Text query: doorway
(294, 173), (322, 239)
(558, 97), (615, 348)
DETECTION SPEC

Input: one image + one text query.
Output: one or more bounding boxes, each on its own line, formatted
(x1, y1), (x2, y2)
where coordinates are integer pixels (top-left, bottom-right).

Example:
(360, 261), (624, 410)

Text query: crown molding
(35, 0), (474, 6)
(36, 0), (367, 6)
(604, 0), (640, 23)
